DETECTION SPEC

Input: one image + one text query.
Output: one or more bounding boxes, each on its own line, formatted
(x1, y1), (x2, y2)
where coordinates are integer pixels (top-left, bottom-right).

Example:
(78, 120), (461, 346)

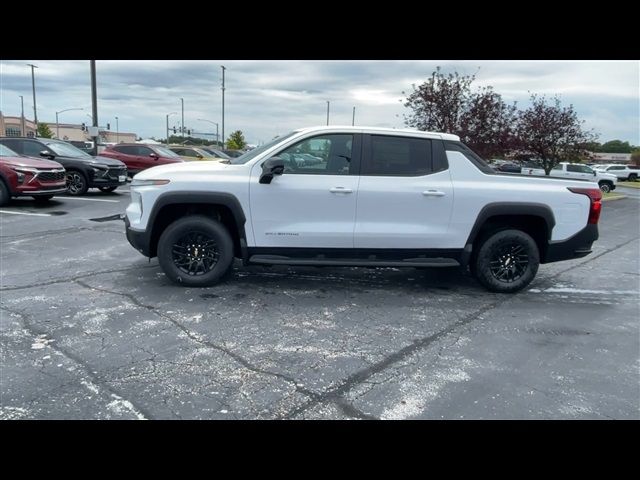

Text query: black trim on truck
(543, 224), (598, 263)
(125, 191), (247, 258)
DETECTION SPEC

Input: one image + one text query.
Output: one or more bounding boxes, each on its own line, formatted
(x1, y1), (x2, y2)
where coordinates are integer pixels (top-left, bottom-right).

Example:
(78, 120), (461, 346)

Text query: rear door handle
(422, 190), (445, 197)
(330, 187), (353, 194)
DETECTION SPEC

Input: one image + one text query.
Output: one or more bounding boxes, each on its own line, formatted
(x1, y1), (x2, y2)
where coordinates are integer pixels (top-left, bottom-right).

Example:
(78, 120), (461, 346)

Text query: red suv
(100, 144), (184, 176)
(0, 143), (67, 206)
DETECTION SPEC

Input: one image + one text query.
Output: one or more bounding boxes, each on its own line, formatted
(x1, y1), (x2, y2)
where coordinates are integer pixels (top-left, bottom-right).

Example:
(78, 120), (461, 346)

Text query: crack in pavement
(0, 305), (153, 420)
(0, 264), (159, 292)
(283, 298), (506, 419)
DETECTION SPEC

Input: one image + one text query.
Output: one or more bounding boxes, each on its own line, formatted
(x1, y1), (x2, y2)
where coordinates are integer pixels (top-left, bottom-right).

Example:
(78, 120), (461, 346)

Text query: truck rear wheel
(598, 181), (612, 193)
(474, 229), (539, 293)
(628, 173), (637, 181)
(157, 215), (234, 287)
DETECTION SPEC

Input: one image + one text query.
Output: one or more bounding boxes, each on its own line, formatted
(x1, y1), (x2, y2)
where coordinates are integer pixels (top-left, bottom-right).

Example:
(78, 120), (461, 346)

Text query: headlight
(130, 179), (170, 186)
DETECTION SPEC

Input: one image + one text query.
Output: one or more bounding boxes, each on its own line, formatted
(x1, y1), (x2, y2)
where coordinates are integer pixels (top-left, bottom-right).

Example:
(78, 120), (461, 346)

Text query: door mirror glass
(149, 152), (158, 159)
(40, 150), (54, 158)
(259, 156), (285, 184)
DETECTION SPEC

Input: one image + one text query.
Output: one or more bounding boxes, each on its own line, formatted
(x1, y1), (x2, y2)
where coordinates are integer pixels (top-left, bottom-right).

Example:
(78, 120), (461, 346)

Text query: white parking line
(61, 197), (120, 203)
(0, 210), (52, 217)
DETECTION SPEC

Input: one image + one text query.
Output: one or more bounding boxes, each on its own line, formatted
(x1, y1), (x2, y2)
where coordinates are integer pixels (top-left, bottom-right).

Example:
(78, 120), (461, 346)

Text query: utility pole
(221, 65), (226, 148)
(19, 96), (25, 136)
(166, 112), (177, 145)
(90, 60), (99, 155)
(180, 98), (184, 138)
(115, 116), (119, 143)
(27, 64), (38, 126)
(326, 101), (330, 126)
(352, 106), (355, 126)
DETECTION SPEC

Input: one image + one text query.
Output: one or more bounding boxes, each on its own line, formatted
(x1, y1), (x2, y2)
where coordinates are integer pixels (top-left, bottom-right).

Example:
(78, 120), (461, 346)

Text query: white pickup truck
(520, 162), (618, 193)
(593, 164), (639, 182)
(125, 126), (603, 293)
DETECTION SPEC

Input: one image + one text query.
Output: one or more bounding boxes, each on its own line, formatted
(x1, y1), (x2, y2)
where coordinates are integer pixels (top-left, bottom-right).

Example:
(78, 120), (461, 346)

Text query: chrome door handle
(330, 187), (353, 194)
(422, 190), (445, 197)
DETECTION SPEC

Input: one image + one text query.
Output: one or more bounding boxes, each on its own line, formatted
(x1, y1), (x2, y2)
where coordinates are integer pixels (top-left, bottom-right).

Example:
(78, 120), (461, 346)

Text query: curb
(602, 195), (628, 202)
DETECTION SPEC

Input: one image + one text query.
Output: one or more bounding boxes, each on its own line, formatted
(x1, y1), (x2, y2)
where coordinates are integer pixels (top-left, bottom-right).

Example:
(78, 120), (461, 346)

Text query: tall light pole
(352, 106), (356, 126)
(90, 60), (99, 155)
(56, 107), (83, 139)
(326, 101), (330, 125)
(221, 65), (226, 148)
(19, 96), (25, 136)
(115, 116), (119, 143)
(180, 98), (184, 139)
(27, 64), (38, 126)
(197, 119), (219, 145)
(166, 112), (177, 145)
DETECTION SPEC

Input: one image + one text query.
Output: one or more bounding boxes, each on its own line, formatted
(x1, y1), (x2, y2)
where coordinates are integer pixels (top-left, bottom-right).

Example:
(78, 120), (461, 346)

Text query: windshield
(229, 132), (298, 164)
(202, 148), (231, 159)
(154, 146), (181, 158)
(44, 140), (93, 158)
(0, 144), (19, 157)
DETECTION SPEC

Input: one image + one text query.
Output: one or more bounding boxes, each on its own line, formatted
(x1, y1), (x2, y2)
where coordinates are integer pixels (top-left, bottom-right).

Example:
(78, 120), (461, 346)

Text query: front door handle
(330, 187), (353, 194)
(422, 190), (445, 197)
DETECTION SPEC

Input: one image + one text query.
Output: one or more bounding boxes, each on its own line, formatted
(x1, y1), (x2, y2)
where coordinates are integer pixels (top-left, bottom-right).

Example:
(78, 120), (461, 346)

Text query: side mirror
(593, 171), (597, 176)
(259, 157), (285, 184)
(149, 153), (158, 159)
(40, 150), (55, 159)
(196, 153), (203, 159)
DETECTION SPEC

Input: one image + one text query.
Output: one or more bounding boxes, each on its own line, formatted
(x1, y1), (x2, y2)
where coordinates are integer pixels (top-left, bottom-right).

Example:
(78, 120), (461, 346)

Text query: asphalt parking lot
(1, 189), (639, 420)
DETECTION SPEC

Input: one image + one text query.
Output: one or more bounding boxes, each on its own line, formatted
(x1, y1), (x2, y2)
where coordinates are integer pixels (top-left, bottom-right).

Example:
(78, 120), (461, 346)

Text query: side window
(566, 165), (581, 173)
(580, 165), (594, 174)
(612, 166), (624, 171)
(181, 149), (198, 157)
(114, 146), (136, 155)
(137, 147), (153, 156)
(363, 135), (431, 176)
(0, 140), (22, 154)
(552, 164), (563, 171)
(23, 141), (47, 157)
(277, 134), (354, 175)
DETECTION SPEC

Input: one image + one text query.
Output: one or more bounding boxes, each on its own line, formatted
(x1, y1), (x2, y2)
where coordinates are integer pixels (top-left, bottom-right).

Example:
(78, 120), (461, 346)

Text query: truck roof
(293, 125), (460, 141)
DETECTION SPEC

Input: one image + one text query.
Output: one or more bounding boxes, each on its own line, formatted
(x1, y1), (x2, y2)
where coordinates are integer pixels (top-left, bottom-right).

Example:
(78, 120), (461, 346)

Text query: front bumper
(125, 216), (152, 257)
(543, 224), (599, 263)
(16, 187), (68, 197)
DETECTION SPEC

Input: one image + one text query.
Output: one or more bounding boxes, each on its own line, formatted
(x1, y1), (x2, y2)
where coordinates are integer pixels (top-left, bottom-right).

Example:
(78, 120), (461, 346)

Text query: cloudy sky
(1, 60), (638, 146)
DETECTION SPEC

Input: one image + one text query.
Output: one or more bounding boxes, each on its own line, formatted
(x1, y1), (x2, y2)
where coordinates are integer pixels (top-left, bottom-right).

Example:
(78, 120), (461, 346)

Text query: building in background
(589, 152), (632, 164)
(0, 112), (37, 137)
(43, 123), (136, 144)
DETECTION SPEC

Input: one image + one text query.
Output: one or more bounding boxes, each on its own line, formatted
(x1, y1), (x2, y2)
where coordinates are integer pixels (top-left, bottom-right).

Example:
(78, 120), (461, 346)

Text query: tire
(628, 173), (637, 182)
(66, 171), (88, 195)
(474, 229), (540, 293)
(99, 186), (118, 193)
(33, 195), (54, 203)
(157, 215), (234, 287)
(598, 181), (612, 194)
(0, 180), (10, 207)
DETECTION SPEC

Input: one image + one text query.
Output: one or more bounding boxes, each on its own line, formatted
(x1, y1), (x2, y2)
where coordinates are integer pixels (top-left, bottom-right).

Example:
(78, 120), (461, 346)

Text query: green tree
(631, 149), (640, 165)
(226, 130), (247, 150)
(37, 123), (54, 138)
(515, 95), (597, 175)
(599, 140), (633, 153)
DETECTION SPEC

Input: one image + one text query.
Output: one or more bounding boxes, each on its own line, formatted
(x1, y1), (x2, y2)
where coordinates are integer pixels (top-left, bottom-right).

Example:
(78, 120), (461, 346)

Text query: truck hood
(133, 160), (241, 180)
(0, 155), (63, 169)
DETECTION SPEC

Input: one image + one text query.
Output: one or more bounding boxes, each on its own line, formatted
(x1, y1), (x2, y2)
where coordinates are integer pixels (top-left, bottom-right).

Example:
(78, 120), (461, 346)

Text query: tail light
(568, 187), (602, 224)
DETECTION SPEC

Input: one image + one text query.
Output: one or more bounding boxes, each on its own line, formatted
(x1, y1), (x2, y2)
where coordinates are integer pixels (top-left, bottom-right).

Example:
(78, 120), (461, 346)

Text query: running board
(248, 255), (460, 268)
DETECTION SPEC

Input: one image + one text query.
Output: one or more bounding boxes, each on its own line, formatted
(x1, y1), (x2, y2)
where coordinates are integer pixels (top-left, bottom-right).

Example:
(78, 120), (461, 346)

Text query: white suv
(125, 126), (603, 293)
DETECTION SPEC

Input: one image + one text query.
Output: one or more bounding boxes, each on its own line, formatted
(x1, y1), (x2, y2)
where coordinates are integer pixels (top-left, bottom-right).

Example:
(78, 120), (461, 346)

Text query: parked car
(521, 162), (618, 193)
(222, 149), (244, 158)
(125, 126), (604, 293)
(0, 143), (67, 206)
(168, 146), (227, 162)
(198, 147), (232, 162)
(99, 143), (185, 176)
(0, 137), (127, 195)
(592, 164), (639, 181)
(496, 163), (522, 173)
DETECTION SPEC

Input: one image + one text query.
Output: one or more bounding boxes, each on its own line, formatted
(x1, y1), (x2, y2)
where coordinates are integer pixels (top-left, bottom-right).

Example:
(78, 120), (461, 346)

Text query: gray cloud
(1, 60), (638, 145)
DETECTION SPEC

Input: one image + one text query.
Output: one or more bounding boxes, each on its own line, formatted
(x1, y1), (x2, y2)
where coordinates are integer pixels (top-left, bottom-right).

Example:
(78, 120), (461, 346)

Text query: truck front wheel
(157, 215), (234, 287)
(598, 181), (612, 193)
(474, 229), (539, 293)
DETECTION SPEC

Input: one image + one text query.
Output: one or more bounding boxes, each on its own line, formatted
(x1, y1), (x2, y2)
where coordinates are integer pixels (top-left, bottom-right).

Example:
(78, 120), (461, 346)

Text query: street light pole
(180, 98), (185, 139)
(115, 116), (119, 143)
(27, 64), (38, 126)
(90, 60), (99, 155)
(166, 112), (177, 145)
(197, 119), (219, 145)
(326, 101), (330, 125)
(56, 107), (84, 140)
(352, 106), (356, 126)
(221, 65), (226, 148)
(19, 96), (25, 136)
